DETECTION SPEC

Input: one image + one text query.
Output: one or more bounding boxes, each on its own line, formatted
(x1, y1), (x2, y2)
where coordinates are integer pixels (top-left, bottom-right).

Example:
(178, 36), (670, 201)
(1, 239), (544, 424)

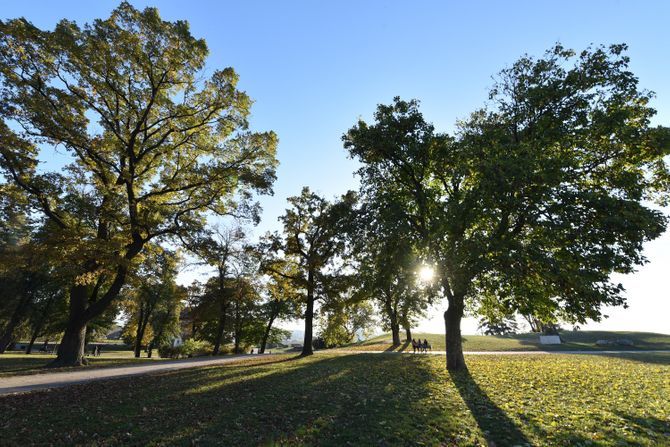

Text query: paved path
(0, 354), (254, 396)
(2, 349), (668, 396)
(340, 349), (670, 356)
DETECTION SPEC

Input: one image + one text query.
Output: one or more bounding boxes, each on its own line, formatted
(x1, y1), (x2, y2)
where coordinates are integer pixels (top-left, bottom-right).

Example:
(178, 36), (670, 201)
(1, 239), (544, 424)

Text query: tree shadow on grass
(384, 340), (410, 352)
(0, 353), (468, 446)
(449, 368), (531, 446)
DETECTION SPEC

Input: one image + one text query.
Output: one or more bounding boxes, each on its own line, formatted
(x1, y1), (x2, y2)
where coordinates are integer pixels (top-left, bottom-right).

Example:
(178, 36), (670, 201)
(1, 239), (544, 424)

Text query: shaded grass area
(1, 353), (669, 446)
(344, 330), (670, 352)
(0, 351), (163, 377)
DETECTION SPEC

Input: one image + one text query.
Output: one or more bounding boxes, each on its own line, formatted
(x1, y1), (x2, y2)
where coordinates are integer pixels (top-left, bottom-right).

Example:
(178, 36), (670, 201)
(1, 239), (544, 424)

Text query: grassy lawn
(0, 350), (163, 377)
(342, 330), (670, 352)
(1, 352), (668, 446)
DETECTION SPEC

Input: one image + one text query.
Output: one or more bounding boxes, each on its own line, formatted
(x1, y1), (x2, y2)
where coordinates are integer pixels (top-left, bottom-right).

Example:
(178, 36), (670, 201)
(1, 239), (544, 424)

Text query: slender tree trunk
(25, 293), (56, 355)
(212, 301), (227, 355)
(444, 295), (466, 371)
(134, 307), (146, 358)
(49, 285), (89, 367)
(26, 330), (40, 354)
(233, 300), (241, 354)
(0, 292), (31, 353)
(301, 271), (315, 356)
(404, 325), (412, 342)
(259, 314), (276, 354)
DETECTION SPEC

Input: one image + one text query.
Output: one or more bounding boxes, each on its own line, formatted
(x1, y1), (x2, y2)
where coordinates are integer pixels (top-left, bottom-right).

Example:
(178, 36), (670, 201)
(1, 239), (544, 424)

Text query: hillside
(339, 331), (670, 352)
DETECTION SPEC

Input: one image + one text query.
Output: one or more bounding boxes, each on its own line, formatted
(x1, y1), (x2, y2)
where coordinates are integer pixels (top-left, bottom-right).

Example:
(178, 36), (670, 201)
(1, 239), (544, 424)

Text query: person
(411, 338), (418, 354)
(423, 339), (429, 352)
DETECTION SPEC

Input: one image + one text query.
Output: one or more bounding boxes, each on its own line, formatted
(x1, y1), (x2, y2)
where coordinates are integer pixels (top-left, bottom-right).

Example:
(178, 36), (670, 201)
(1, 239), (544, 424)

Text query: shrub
(157, 340), (213, 358)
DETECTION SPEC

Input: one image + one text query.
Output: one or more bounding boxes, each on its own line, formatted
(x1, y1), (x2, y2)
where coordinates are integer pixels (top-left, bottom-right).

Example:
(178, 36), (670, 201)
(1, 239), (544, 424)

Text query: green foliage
(0, 2), (277, 363)
(344, 44), (670, 369)
(158, 339), (213, 359)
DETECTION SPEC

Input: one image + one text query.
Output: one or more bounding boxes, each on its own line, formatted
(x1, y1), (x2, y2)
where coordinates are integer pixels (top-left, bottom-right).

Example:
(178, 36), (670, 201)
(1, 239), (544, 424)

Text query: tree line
(1, 3), (668, 371)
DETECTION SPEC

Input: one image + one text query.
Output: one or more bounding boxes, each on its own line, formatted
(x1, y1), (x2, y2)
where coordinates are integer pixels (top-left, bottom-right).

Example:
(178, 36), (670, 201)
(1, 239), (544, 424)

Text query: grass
(1, 352), (668, 446)
(0, 350), (163, 377)
(342, 330), (670, 352)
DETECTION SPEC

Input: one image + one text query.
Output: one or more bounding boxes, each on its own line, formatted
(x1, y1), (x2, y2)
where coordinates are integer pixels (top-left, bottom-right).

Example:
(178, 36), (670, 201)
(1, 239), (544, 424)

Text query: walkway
(344, 349), (670, 355)
(2, 349), (668, 396)
(0, 354), (252, 396)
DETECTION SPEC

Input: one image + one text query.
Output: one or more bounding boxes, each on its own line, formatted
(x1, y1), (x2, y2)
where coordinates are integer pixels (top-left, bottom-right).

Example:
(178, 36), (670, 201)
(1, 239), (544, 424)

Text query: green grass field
(342, 330), (670, 352)
(1, 352), (668, 446)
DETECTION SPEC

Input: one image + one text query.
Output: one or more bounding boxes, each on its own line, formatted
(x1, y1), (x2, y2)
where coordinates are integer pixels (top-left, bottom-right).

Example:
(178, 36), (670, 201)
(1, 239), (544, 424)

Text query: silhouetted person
(412, 338), (418, 353)
(423, 339), (429, 352)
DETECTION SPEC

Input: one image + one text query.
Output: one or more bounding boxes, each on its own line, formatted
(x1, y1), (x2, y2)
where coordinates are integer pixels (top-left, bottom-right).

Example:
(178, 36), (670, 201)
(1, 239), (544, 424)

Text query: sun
(418, 265), (435, 283)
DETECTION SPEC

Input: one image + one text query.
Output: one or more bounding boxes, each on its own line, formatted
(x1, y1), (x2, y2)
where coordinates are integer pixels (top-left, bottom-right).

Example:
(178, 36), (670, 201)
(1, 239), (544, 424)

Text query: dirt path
(0, 354), (253, 395)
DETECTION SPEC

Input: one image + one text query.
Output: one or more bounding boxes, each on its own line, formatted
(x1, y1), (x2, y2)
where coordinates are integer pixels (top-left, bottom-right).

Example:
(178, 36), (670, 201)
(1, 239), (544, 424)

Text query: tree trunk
(26, 329), (40, 354)
(383, 293), (400, 346)
(391, 322), (401, 346)
(134, 307), (146, 358)
(301, 271), (315, 356)
(444, 295), (466, 371)
(259, 314), (276, 354)
(212, 301), (227, 356)
(0, 292), (31, 353)
(49, 285), (89, 367)
(233, 300), (241, 354)
(404, 325), (412, 342)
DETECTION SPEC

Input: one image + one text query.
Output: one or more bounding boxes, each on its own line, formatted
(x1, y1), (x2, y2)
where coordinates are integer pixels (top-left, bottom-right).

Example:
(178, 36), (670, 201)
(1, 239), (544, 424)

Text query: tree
(352, 198), (433, 345)
(193, 226), (247, 355)
(344, 45), (669, 370)
(0, 3), (277, 366)
(257, 259), (301, 353)
(261, 187), (356, 356)
(121, 247), (180, 358)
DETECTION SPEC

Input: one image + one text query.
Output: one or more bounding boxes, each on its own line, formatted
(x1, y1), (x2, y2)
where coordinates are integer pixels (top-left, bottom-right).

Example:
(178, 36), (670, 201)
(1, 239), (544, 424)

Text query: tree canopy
(0, 2), (277, 365)
(344, 44), (670, 370)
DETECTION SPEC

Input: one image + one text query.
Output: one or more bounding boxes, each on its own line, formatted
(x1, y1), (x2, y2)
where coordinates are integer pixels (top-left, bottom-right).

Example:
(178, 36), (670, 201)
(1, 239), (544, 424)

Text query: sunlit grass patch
(0, 352), (668, 446)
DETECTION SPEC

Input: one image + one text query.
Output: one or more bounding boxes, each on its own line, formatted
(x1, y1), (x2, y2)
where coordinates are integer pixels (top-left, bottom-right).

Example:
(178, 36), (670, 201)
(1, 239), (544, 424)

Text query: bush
(180, 339), (212, 357)
(157, 340), (213, 359)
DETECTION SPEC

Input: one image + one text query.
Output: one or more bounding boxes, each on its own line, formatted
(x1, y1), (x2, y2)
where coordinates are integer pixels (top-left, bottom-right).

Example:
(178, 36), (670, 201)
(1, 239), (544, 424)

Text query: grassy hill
(340, 331), (670, 352)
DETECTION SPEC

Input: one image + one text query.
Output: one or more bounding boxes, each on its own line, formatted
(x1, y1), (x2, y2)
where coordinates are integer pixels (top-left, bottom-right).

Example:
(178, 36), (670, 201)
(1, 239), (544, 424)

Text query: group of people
(411, 338), (431, 353)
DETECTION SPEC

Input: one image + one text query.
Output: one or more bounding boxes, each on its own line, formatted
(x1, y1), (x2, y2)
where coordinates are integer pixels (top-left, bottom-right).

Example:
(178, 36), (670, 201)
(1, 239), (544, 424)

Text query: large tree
(261, 187), (355, 356)
(0, 3), (277, 366)
(344, 45), (669, 370)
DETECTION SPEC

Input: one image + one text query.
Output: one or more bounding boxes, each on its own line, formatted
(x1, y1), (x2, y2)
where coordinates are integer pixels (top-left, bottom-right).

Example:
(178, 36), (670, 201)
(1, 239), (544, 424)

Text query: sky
(3, 1), (669, 335)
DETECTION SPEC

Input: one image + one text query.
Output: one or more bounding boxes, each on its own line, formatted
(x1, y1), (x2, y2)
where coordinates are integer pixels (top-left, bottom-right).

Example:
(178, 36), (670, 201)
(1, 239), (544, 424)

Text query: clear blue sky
(4, 1), (669, 334)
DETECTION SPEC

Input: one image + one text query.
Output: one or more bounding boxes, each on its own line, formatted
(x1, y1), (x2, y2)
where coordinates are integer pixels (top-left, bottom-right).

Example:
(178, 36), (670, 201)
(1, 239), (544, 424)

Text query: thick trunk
(259, 314), (276, 354)
(51, 321), (87, 367)
(391, 323), (401, 346)
(444, 295), (466, 371)
(301, 272), (315, 356)
(383, 293), (401, 346)
(49, 285), (89, 367)
(0, 293), (31, 353)
(404, 326), (412, 342)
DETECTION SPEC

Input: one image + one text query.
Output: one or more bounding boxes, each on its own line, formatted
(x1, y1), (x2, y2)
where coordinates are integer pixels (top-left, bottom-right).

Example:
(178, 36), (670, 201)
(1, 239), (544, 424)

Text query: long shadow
(384, 340), (410, 352)
(449, 368), (531, 446)
(0, 353), (460, 446)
